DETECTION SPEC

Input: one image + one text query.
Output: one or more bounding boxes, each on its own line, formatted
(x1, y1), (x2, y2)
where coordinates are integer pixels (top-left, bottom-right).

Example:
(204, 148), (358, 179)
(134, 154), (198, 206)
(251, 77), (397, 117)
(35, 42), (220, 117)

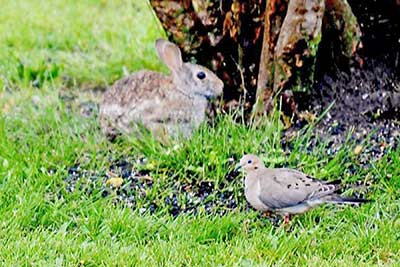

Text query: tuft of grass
(0, 0), (165, 90)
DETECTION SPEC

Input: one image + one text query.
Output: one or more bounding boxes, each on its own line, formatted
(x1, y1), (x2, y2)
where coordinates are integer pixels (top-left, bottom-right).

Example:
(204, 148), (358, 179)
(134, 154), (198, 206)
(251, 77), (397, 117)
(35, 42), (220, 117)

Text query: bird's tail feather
(324, 195), (370, 205)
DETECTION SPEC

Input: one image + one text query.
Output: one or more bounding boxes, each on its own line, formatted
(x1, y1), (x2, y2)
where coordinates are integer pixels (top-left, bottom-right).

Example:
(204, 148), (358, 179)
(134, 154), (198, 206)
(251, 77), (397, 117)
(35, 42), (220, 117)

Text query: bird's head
(235, 154), (265, 172)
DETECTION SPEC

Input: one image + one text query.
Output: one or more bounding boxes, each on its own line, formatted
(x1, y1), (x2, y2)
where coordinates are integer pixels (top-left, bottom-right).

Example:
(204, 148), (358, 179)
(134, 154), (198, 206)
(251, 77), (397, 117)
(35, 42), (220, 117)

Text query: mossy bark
(320, 0), (362, 67)
(254, 0), (361, 116)
(149, 0), (362, 116)
(254, 0), (289, 117)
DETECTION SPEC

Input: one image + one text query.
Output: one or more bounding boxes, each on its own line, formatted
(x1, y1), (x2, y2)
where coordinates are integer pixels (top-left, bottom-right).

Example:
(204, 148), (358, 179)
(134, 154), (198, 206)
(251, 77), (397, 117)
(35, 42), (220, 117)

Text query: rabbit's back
(102, 70), (170, 106)
(99, 70), (200, 138)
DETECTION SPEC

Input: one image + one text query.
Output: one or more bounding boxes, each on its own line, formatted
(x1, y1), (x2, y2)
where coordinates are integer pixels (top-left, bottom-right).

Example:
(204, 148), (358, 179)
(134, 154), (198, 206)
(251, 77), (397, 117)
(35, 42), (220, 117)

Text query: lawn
(1, 0), (399, 266)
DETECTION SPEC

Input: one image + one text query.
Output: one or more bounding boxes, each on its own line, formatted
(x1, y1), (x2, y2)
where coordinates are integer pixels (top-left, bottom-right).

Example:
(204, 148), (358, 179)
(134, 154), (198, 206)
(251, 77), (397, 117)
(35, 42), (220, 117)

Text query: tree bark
(321, 0), (362, 65)
(254, 0), (289, 116)
(149, 0), (266, 105)
(148, 0), (362, 116)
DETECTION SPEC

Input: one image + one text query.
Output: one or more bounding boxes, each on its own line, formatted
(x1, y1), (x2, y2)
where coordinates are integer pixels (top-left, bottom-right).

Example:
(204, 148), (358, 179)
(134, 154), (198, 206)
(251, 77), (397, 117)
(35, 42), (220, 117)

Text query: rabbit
(99, 38), (224, 141)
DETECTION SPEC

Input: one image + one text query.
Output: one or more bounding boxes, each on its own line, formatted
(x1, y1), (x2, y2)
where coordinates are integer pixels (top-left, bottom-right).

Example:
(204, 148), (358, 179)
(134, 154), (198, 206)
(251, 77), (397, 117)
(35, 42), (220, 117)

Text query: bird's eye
(196, 71), (206, 80)
(247, 160), (252, 164)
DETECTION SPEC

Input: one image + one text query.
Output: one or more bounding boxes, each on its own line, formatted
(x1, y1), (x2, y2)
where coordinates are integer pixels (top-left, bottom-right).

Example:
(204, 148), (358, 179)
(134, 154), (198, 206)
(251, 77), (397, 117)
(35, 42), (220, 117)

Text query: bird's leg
(283, 214), (291, 224)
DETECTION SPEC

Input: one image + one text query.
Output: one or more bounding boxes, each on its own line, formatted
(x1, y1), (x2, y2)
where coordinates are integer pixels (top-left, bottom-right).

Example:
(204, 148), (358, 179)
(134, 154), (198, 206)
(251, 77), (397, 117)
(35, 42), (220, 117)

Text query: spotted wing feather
(257, 168), (339, 210)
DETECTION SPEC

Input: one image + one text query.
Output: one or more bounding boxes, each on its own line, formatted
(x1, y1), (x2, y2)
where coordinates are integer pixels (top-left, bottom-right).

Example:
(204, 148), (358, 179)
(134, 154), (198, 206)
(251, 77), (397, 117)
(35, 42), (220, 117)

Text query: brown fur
(99, 39), (224, 140)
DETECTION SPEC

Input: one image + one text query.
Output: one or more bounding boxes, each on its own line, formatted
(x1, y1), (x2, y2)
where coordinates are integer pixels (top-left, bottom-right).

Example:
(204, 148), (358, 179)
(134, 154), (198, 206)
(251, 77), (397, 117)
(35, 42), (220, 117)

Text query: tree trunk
(148, 0), (361, 116)
(149, 0), (266, 105)
(254, 0), (288, 116)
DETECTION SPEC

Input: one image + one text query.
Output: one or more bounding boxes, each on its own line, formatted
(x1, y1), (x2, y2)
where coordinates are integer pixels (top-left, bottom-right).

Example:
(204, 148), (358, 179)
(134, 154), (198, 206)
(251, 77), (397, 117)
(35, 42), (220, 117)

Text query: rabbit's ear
(155, 39), (183, 72)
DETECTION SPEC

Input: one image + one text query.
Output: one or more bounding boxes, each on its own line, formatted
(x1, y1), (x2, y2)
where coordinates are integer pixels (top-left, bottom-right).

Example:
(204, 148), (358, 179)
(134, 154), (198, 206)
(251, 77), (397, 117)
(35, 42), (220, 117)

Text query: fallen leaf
(106, 177), (124, 188)
(353, 145), (363, 155)
(281, 113), (292, 129)
(298, 111), (317, 124)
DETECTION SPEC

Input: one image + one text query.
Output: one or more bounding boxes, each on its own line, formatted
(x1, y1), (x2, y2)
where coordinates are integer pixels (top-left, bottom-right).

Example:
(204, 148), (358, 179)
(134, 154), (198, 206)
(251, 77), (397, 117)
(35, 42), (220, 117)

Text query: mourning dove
(236, 154), (369, 224)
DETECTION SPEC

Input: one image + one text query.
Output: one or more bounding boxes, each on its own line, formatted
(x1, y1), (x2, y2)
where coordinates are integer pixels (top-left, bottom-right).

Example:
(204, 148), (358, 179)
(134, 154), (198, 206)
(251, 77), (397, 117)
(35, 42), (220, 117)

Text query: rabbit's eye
(247, 160), (252, 164)
(196, 71), (206, 80)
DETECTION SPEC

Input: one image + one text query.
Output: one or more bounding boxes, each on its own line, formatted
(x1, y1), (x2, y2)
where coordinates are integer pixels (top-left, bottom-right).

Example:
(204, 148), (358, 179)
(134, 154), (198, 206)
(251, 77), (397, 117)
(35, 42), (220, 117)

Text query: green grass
(1, 0), (400, 266)
(0, 0), (165, 89)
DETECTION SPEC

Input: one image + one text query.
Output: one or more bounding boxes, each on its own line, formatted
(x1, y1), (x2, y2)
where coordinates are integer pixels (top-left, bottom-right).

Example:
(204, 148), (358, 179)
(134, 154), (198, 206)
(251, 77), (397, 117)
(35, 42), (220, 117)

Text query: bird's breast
(244, 178), (271, 211)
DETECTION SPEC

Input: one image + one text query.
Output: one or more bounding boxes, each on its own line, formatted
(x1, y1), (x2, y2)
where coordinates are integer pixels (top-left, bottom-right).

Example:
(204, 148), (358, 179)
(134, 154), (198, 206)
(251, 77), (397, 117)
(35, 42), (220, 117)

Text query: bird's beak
(234, 163), (242, 172)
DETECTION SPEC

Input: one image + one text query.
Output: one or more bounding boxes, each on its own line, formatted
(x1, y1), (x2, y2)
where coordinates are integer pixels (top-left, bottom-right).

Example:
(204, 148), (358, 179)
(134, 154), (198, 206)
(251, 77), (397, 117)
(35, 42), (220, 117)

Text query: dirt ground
(289, 0), (400, 158)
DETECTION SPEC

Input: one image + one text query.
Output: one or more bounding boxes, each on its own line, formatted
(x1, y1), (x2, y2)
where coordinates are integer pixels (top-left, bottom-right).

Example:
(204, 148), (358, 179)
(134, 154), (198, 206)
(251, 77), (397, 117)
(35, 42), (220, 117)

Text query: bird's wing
(257, 168), (338, 209)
